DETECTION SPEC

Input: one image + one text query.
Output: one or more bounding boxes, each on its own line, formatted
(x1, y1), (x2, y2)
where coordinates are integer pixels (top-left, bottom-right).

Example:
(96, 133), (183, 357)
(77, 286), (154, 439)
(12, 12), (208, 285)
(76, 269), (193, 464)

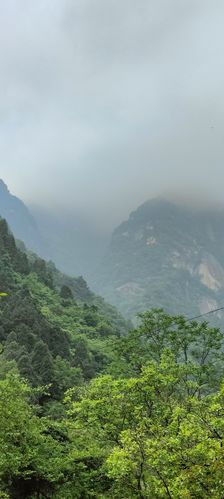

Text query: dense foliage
(1, 218), (224, 497)
(0, 218), (128, 398)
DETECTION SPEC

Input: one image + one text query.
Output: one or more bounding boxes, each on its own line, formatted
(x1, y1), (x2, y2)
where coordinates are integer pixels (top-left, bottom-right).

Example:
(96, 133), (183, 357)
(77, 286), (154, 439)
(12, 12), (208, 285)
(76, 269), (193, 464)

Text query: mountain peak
(95, 198), (224, 324)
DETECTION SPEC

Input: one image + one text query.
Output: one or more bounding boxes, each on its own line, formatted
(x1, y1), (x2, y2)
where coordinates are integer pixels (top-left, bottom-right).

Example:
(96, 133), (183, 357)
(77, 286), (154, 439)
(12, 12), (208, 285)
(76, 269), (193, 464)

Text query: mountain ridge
(0, 215), (129, 393)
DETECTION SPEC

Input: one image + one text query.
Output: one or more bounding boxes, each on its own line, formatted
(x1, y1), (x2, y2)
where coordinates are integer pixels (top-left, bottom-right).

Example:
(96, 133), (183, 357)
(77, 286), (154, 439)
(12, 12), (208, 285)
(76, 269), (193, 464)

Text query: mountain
(94, 198), (224, 322)
(2, 202), (224, 499)
(2, 213), (224, 498)
(0, 216), (129, 396)
(0, 179), (45, 255)
(0, 179), (107, 279)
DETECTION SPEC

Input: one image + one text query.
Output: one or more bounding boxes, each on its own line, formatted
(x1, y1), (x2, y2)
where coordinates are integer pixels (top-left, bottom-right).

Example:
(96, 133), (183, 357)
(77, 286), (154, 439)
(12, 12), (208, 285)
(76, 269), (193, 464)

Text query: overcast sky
(1, 0), (224, 229)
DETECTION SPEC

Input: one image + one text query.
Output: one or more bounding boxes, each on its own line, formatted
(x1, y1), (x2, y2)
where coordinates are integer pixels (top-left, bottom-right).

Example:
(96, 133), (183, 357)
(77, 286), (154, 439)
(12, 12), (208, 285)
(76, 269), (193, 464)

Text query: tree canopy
(1, 218), (224, 497)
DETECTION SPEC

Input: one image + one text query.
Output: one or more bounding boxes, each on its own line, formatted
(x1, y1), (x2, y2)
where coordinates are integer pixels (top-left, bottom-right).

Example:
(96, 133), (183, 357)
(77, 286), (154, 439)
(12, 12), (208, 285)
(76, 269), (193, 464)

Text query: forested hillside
(94, 198), (224, 323)
(0, 218), (128, 396)
(1, 217), (224, 497)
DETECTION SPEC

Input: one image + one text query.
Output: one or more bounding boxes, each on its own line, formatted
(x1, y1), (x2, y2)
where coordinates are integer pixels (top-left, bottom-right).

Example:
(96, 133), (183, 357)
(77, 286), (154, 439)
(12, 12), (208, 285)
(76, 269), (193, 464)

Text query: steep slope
(0, 179), (107, 279)
(94, 199), (224, 321)
(0, 179), (44, 253)
(0, 218), (128, 400)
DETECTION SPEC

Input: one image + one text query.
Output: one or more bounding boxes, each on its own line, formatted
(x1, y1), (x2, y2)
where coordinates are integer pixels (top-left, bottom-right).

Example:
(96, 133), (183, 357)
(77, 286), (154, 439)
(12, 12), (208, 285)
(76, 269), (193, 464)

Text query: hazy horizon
(1, 1), (224, 229)
(3, 176), (224, 239)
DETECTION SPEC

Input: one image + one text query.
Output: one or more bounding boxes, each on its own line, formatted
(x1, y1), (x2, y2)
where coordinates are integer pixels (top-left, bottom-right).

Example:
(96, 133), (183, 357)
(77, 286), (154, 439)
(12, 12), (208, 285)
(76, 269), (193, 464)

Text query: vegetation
(1, 218), (224, 497)
(0, 218), (128, 393)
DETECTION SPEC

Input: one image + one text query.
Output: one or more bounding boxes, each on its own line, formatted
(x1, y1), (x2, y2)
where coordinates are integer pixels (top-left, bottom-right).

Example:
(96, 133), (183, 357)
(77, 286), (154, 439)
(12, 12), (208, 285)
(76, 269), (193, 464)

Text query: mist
(1, 0), (224, 231)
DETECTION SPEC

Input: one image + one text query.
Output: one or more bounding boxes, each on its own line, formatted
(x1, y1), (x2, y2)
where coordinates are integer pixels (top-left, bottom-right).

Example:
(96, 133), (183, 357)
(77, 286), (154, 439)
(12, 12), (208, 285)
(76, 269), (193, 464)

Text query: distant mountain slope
(0, 179), (44, 254)
(0, 179), (106, 279)
(94, 198), (224, 322)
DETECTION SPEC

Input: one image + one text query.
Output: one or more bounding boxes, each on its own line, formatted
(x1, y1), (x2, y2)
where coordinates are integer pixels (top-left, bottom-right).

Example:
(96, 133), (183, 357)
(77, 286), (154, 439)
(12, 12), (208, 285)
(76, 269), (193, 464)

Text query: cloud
(0, 0), (224, 229)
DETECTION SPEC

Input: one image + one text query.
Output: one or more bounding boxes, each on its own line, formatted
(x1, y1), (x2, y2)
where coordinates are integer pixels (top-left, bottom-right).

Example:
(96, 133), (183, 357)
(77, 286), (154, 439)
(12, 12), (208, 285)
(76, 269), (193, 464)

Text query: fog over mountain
(3, 5), (224, 495)
(0, 0), (224, 229)
(94, 198), (224, 323)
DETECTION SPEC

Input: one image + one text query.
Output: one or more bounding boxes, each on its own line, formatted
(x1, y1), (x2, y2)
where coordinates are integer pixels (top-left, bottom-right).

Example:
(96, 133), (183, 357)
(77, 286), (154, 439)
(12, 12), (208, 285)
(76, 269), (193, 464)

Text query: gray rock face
(94, 199), (224, 323)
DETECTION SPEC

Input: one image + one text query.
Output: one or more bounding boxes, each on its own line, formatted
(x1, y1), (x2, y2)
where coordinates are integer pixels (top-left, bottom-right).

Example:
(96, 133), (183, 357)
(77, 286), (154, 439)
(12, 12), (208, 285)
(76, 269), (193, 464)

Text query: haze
(1, 0), (224, 230)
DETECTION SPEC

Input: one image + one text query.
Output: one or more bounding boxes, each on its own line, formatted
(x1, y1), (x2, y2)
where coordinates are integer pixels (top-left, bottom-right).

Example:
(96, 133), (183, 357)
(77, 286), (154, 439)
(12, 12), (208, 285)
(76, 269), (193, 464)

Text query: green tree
(60, 285), (73, 301)
(67, 352), (224, 498)
(0, 373), (69, 498)
(113, 309), (223, 392)
(31, 340), (54, 386)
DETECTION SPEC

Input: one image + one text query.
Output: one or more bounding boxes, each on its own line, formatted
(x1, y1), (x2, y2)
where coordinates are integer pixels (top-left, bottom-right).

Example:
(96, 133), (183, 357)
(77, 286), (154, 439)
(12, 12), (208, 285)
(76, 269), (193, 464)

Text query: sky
(1, 0), (224, 230)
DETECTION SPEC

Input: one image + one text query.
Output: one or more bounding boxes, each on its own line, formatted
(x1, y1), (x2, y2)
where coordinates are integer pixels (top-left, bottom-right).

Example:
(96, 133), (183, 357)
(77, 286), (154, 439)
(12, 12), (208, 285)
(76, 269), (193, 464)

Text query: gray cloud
(0, 0), (224, 229)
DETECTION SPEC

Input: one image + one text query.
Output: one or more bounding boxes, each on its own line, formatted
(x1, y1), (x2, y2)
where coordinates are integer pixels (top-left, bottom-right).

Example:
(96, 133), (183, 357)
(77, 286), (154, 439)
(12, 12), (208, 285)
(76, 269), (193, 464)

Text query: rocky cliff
(94, 199), (224, 323)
